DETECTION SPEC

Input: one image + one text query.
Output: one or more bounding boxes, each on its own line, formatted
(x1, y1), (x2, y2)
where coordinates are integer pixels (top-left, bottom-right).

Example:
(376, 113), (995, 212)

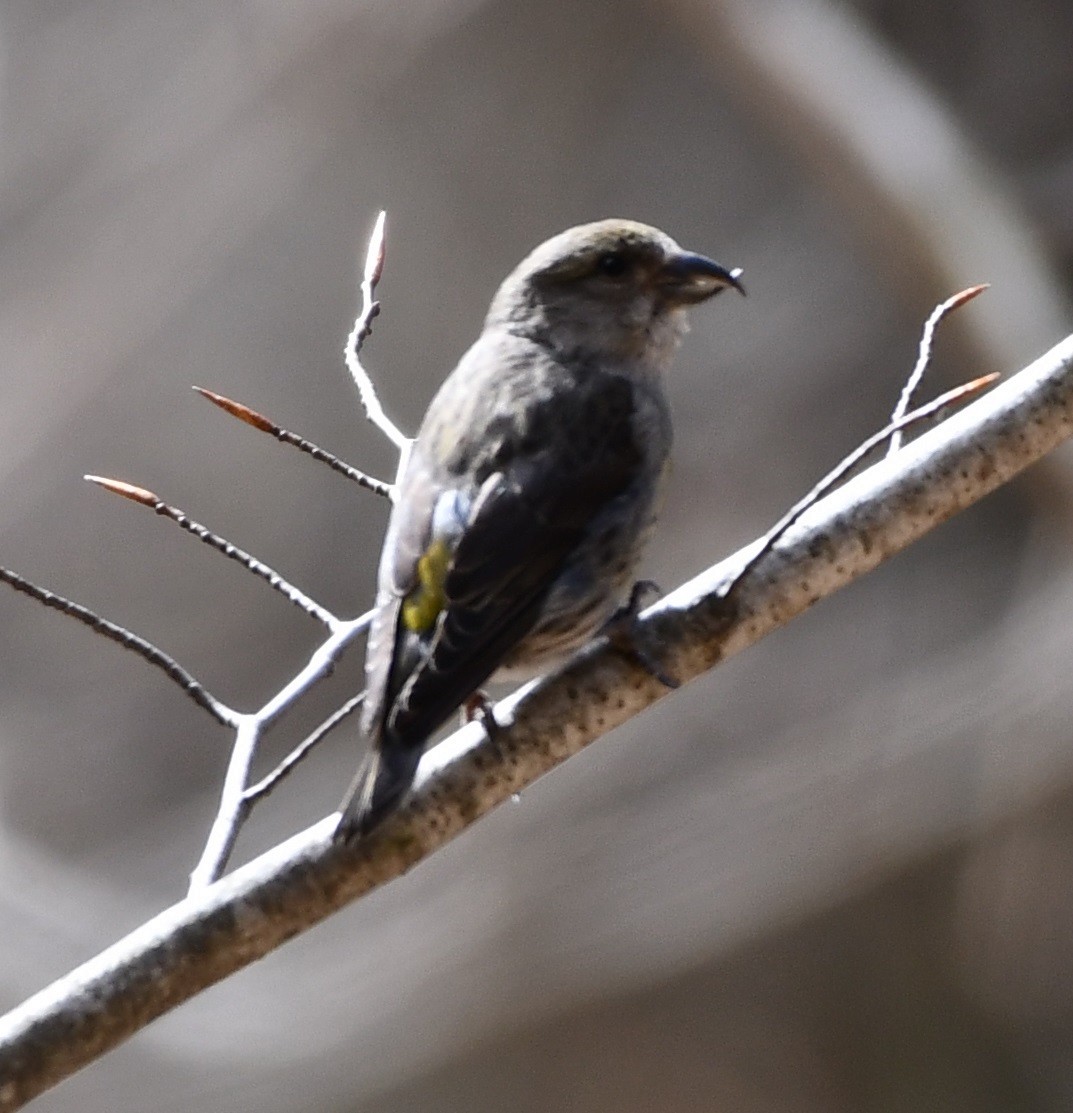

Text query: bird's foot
(602, 580), (679, 689)
(461, 690), (504, 757)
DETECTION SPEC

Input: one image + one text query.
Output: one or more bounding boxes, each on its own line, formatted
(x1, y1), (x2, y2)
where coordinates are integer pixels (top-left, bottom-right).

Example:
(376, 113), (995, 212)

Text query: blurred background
(1, 0), (1072, 1109)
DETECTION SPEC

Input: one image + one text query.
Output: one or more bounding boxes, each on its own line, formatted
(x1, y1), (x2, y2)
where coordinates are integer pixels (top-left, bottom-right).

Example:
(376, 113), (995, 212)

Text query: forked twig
(726, 285), (992, 598)
(888, 284), (990, 455)
(186, 212), (411, 888)
(726, 373), (998, 598)
(22, 213), (406, 891)
(0, 213), (406, 895)
(243, 692), (365, 807)
(187, 610), (373, 891)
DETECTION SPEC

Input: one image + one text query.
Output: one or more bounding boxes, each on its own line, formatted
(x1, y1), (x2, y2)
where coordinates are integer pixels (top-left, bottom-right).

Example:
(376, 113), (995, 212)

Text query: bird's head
(485, 219), (744, 367)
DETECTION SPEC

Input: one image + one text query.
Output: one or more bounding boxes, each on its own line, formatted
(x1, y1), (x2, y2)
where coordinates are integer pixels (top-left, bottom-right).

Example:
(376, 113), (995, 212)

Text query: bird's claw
(461, 690), (504, 757)
(602, 580), (680, 689)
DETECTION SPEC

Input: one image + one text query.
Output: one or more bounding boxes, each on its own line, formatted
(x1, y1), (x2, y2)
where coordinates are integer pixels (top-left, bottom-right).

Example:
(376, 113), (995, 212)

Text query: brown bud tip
(84, 475), (159, 505)
(933, 373), (1001, 412)
(964, 372), (1001, 393)
(193, 386), (276, 433)
(951, 283), (990, 308)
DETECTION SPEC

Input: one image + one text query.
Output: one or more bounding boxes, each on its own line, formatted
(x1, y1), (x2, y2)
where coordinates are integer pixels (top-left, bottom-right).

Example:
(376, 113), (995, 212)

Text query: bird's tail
(335, 741), (423, 839)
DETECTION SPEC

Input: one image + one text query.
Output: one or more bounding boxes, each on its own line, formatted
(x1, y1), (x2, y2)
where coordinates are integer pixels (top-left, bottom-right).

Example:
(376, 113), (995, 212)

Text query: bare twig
(187, 609), (373, 892)
(343, 211), (410, 456)
(727, 287), (993, 596)
(61, 474), (375, 889)
(728, 373), (998, 596)
(84, 476), (335, 625)
(187, 213), (406, 887)
(887, 284), (990, 455)
(193, 387), (393, 499)
(0, 566), (235, 725)
(243, 692), (365, 807)
(192, 690), (365, 876)
(191, 716), (262, 888)
(0, 216), (403, 902)
(3, 329), (1072, 1111)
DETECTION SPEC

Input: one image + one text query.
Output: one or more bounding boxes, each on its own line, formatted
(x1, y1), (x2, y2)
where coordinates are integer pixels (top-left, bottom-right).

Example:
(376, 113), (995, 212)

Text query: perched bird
(337, 219), (743, 836)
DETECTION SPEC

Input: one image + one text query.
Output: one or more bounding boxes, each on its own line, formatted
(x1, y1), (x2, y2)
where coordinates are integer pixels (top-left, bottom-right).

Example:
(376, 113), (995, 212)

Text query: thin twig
(888, 284), (990, 455)
(344, 211), (410, 453)
(0, 567), (236, 725)
(187, 609), (373, 892)
(725, 373), (998, 598)
(190, 213), (405, 886)
(243, 692), (365, 807)
(725, 288), (994, 598)
(84, 477), (335, 626)
(193, 387), (393, 499)
(189, 717), (262, 893)
(256, 611), (374, 725)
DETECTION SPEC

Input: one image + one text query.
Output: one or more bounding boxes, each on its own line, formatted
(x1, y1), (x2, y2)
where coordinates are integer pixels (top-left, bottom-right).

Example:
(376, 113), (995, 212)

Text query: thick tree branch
(1, 331), (1072, 1109)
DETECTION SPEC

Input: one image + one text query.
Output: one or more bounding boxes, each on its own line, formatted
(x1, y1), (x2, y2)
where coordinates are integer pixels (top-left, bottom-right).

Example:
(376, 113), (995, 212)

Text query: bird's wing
(382, 366), (645, 750)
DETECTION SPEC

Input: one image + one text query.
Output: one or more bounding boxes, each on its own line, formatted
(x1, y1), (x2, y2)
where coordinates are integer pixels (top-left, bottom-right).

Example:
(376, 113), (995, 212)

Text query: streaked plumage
(337, 220), (742, 836)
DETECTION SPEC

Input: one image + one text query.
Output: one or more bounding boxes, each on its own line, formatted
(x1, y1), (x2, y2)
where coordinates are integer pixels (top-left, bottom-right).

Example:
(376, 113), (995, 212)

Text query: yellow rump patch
(401, 538), (452, 633)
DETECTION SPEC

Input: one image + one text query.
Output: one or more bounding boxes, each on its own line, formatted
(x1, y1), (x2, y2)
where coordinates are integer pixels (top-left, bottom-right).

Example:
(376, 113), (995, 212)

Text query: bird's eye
(595, 251), (630, 278)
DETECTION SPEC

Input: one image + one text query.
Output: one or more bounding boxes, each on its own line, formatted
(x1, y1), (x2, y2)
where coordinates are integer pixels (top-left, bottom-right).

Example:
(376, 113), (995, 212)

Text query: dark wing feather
(339, 345), (645, 836)
(386, 371), (643, 749)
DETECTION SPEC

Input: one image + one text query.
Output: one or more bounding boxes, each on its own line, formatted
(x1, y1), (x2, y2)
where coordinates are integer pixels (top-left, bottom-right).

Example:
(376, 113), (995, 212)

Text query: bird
(336, 219), (743, 837)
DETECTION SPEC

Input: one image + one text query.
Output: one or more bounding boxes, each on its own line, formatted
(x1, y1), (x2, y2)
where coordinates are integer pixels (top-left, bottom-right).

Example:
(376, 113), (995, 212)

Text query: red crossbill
(337, 219), (743, 836)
